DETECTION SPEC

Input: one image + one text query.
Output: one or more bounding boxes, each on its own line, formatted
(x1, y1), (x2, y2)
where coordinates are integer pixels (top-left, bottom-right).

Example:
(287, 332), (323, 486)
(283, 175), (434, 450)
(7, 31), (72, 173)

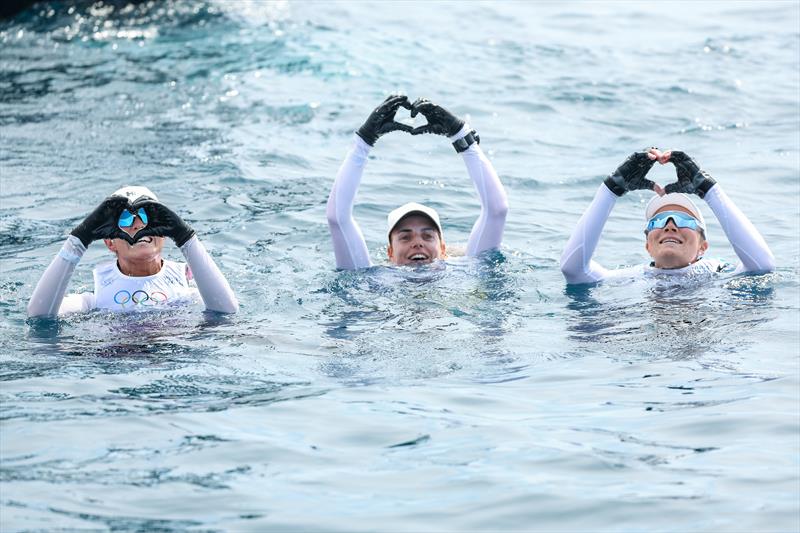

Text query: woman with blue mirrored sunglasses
(28, 185), (238, 317)
(560, 148), (775, 284)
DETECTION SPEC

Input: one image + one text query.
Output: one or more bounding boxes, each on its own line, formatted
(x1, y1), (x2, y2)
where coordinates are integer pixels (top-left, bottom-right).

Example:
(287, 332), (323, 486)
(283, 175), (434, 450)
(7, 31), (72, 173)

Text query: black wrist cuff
(603, 176), (626, 197)
(696, 174), (716, 199)
(69, 228), (91, 248)
(355, 129), (376, 147)
(452, 130), (479, 153)
(175, 229), (196, 248)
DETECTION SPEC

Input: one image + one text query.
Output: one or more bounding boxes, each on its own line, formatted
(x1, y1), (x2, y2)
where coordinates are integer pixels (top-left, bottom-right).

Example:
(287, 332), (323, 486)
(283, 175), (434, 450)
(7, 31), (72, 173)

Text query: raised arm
(560, 150), (658, 284)
(132, 201), (239, 313)
(27, 196), (130, 317)
(180, 236), (239, 313)
(560, 184), (616, 284)
(455, 126), (508, 256)
(27, 236), (92, 316)
(326, 137), (373, 270)
(408, 99), (508, 256)
(665, 151), (775, 274)
(327, 95), (412, 270)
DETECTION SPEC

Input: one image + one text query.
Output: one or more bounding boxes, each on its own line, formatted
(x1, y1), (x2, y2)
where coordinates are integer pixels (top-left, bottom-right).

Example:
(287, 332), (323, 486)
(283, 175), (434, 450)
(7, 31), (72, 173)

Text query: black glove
(130, 201), (196, 247)
(409, 98), (465, 137)
(70, 196), (134, 247)
(664, 151), (716, 198)
(356, 95), (413, 146)
(603, 151), (657, 196)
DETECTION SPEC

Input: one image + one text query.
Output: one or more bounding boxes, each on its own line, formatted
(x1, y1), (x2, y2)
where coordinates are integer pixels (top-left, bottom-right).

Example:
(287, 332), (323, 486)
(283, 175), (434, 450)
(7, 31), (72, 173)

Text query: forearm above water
(454, 125), (509, 257)
(326, 136), (373, 270)
(27, 236), (86, 317)
(180, 236), (239, 314)
(704, 184), (775, 273)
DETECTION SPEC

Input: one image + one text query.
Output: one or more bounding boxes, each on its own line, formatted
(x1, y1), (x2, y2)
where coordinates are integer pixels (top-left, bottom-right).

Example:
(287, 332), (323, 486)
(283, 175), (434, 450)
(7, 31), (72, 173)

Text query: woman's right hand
(69, 196), (134, 247)
(604, 148), (663, 196)
(356, 95), (413, 146)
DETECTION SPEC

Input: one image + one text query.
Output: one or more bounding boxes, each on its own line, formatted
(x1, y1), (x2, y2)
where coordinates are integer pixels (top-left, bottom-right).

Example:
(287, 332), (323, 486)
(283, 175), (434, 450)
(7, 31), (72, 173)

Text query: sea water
(1, 1), (798, 530)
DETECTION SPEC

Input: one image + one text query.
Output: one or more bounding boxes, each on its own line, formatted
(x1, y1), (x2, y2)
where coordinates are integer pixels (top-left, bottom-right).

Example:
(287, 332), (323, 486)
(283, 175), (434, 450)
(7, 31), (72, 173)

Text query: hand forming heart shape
(98, 199), (180, 246)
(604, 147), (716, 198)
(356, 95), (466, 146)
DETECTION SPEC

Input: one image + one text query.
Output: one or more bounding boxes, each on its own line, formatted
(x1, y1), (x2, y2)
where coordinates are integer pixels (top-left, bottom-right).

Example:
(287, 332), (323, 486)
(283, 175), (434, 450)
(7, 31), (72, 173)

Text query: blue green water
(1, 1), (799, 530)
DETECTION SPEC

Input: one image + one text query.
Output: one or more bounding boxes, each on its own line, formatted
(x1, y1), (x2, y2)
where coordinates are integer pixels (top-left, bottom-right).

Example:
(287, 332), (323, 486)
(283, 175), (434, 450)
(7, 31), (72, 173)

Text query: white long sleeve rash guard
(560, 182), (775, 285)
(326, 125), (509, 270)
(27, 234), (239, 317)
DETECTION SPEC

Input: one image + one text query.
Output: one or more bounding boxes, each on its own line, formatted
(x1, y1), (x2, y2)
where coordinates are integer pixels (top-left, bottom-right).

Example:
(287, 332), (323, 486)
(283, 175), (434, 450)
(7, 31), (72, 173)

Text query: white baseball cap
(645, 192), (706, 232)
(387, 202), (443, 242)
(112, 185), (158, 203)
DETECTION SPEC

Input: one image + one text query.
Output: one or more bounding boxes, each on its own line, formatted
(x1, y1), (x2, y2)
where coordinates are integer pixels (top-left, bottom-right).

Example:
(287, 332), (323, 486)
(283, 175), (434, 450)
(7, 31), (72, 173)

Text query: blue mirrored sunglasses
(645, 211), (703, 234)
(118, 207), (148, 228)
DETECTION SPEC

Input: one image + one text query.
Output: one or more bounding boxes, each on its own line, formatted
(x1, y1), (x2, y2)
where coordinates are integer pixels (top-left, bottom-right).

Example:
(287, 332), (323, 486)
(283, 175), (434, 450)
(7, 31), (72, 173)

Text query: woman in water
(560, 148), (775, 284)
(28, 186), (238, 316)
(326, 95), (508, 269)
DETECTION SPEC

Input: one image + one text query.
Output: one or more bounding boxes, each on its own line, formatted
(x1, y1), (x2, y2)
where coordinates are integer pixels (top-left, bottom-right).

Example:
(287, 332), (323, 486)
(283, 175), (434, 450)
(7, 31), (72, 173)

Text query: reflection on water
(564, 273), (776, 360)
(316, 253), (520, 382)
(26, 308), (234, 358)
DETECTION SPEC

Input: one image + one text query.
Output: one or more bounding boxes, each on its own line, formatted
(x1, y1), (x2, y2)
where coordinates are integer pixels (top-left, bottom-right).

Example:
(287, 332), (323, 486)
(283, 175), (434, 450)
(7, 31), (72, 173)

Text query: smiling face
(645, 205), (708, 269)
(387, 214), (446, 266)
(104, 214), (165, 267)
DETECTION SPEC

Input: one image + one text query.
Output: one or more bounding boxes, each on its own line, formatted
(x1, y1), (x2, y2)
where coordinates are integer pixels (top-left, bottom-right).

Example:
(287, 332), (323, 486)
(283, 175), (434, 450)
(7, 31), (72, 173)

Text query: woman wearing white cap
(327, 95), (508, 269)
(560, 148), (774, 284)
(27, 186), (238, 316)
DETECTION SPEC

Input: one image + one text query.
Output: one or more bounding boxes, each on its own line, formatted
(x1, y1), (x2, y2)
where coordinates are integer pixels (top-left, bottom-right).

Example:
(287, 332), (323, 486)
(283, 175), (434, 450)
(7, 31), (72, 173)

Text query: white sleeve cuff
(58, 235), (87, 265)
(702, 183), (721, 204)
(599, 182), (620, 202)
(179, 234), (199, 254)
(448, 123), (472, 142)
(353, 134), (373, 153)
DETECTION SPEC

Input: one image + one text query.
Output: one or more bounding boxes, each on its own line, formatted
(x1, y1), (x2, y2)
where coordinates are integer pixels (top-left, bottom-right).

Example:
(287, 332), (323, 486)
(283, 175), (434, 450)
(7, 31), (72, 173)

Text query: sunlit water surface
(1, 1), (799, 531)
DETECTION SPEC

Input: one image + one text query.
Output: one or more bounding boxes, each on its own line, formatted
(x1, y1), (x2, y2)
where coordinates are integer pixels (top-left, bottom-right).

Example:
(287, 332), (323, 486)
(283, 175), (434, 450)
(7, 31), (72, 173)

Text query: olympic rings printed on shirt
(113, 290), (169, 307)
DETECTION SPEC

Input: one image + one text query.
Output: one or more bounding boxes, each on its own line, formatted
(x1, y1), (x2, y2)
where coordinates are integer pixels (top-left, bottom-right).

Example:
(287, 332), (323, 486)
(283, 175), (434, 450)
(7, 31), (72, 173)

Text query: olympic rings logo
(113, 290), (169, 307)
